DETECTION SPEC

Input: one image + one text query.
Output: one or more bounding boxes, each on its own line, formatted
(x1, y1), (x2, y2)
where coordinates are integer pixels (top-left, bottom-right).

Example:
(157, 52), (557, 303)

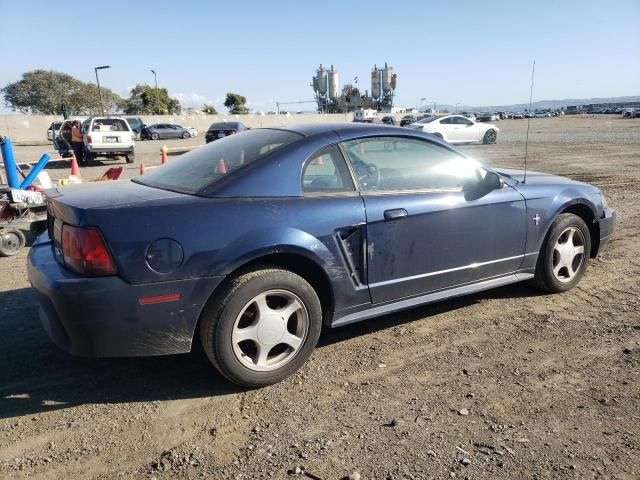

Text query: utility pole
(94, 65), (111, 114)
(151, 69), (160, 114)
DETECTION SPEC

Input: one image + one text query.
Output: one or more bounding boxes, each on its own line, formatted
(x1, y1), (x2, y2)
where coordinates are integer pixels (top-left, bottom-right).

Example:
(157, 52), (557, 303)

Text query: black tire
(151, 133), (159, 141)
(125, 154), (134, 164)
(199, 267), (322, 387)
(182, 131), (190, 139)
(0, 228), (26, 256)
(483, 129), (497, 144)
(531, 213), (591, 293)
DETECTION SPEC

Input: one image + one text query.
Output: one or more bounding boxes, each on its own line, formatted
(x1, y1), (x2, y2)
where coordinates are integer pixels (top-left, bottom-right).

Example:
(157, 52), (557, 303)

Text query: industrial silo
(328, 65), (339, 100)
(382, 63), (393, 93)
(316, 65), (328, 95)
(371, 66), (381, 100)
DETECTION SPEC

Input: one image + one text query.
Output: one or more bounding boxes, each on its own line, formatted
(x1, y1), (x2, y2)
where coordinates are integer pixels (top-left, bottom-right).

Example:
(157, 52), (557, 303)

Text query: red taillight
(87, 135), (92, 144)
(62, 225), (117, 276)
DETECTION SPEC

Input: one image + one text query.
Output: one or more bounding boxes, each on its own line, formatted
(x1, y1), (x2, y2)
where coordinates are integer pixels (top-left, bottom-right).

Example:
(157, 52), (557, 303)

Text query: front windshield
(135, 128), (303, 194)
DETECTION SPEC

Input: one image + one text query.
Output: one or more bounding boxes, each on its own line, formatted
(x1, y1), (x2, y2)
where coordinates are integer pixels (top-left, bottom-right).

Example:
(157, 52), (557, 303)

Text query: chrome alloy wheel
(485, 130), (497, 143)
(231, 290), (309, 372)
(552, 226), (586, 283)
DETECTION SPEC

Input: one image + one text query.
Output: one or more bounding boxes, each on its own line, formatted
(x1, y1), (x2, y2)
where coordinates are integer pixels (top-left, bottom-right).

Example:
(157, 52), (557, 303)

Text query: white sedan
(408, 115), (499, 144)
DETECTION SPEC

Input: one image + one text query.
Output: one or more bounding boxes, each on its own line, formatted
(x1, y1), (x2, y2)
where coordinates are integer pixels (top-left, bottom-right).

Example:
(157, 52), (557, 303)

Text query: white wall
(0, 113), (355, 143)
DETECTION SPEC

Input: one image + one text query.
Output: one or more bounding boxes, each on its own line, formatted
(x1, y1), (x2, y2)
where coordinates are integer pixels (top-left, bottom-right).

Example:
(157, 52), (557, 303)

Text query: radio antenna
(523, 60), (536, 184)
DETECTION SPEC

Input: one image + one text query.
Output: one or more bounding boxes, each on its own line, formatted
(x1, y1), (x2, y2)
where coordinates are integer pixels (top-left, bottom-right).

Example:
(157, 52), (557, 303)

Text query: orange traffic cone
(216, 158), (227, 174)
(70, 154), (81, 177)
(139, 163), (146, 175)
(160, 146), (168, 164)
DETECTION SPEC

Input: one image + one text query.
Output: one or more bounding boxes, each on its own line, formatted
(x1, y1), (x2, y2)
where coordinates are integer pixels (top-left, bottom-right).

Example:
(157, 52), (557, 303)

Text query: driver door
(341, 136), (527, 304)
(451, 116), (479, 142)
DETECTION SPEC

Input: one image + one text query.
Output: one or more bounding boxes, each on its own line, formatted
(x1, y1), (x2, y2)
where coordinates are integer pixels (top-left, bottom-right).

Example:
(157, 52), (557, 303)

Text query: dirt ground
(1, 116), (639, 479)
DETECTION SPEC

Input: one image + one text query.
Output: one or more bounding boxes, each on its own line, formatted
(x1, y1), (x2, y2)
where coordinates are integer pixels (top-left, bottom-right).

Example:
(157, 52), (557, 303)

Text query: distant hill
(436, 96), (640, 113)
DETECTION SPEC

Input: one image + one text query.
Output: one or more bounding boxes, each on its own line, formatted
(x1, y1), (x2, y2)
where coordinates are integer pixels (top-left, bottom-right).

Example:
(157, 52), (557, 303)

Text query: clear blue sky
(1, 0), (638, 112)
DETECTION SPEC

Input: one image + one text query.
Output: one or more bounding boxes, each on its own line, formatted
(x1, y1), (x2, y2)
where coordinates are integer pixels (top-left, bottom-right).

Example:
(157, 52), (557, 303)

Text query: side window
(302, 145), (355, 194)
(341, 137), (482, 191)
(439, 117), (453, 125)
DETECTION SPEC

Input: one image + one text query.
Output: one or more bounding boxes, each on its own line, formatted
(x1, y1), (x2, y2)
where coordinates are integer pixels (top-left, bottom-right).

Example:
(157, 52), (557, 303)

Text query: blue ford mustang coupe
(28, 124), (615, 387)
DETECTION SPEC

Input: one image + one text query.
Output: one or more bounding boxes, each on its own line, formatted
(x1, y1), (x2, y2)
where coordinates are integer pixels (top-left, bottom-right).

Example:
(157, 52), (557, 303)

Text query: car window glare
(135, 129), (303, 194)
(343, 137), (481, 191)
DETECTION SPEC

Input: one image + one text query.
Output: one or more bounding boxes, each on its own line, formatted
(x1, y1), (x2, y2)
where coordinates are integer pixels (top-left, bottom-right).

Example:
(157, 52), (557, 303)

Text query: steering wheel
(352, 159), (381, 189)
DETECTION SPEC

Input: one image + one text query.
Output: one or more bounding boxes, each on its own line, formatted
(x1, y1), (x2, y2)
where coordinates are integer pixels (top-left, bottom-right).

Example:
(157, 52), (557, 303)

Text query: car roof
(280, 122), (408, 137)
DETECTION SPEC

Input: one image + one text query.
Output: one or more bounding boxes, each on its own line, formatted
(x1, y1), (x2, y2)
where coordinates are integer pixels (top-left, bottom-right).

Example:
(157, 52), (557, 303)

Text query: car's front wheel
(182, 131), (190, 139)
(483, 129), (497, 144)
(199, 267), (322, 387)
(531, 213), (591, 293)
(151, 133), (159, 140)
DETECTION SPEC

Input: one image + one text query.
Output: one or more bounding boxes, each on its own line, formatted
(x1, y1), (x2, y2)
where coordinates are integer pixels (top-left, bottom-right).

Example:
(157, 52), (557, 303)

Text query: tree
(2, 70), (125, 115)
(124, 84), (181, 114)
(224, 93), (248, 114)
(202, 104), (218, 115)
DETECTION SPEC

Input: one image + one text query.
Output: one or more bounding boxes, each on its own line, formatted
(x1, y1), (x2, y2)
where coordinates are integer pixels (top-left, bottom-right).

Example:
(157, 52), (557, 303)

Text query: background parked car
(409, 114), (499, 144)
(400, 115), (418, 127)
(125, 117), (145, 138)
(381, 115), (396, 125)
(82, 116), (135, 165)
(47, 121), (63, 141)
(141, 124), (193, 140)
(205, 121), (248, 143)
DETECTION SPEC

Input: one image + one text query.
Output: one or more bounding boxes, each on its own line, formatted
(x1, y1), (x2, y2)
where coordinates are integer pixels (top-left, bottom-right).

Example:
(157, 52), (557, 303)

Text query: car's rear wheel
(531, 213), (591, 293)
(199, 267), (322, 387)
(0, 228), (25, 256)
(125, 154), (134, 164)
(151, 133), (159, 140)
(182, 131), (190, 139)
(483, 129), (497, 144)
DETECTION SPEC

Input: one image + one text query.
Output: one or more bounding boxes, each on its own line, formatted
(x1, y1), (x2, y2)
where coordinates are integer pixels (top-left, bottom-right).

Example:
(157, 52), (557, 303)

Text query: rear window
(208, 122), (240, 130)
(417, 116), (437, 124)
(134, 129), (303, 194)
(91, 119), (130, 132)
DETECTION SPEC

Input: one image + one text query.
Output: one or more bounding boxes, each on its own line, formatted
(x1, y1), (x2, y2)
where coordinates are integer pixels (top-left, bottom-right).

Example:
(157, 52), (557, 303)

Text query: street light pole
(420, 97), (427, 112)
(433, 102), (436, 114)
(455, 102), (460, 113)
(94, 65), (111, 114)
(150, 69), (160, 115)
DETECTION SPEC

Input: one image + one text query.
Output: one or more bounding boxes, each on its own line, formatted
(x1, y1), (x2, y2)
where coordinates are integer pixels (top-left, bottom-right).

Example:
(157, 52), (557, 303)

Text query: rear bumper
(27, 242), (224, 357)
(87, 146), (134, 154)
(595, 207), (616, 255)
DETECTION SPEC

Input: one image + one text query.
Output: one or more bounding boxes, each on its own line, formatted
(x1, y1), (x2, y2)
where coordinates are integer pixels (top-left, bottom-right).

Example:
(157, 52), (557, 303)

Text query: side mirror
(484, 171), (504, 190)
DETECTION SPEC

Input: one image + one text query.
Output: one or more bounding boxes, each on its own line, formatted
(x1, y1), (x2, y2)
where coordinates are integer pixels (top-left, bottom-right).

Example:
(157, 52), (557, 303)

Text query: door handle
(383, 208), (408, 220)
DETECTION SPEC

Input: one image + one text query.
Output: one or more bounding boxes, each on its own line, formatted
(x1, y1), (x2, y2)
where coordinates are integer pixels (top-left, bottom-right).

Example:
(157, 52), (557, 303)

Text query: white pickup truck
(82, 116), (135, 166)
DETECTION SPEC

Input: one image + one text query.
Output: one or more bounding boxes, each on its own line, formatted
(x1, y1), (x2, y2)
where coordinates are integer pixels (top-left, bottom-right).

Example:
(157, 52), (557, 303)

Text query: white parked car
(47, 121), (63, 141)
(82, 116), (135, 166)
(408, 115), (499, 144)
